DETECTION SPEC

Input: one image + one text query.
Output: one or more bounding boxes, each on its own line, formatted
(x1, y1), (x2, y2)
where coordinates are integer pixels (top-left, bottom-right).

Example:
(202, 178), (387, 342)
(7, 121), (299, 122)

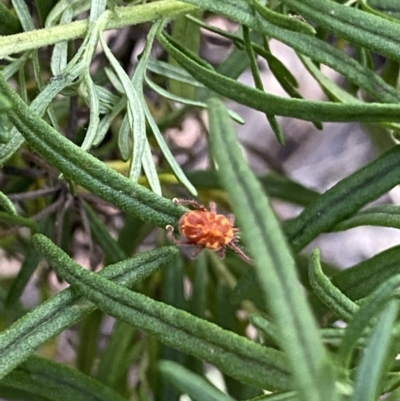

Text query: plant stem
(0, 1), (197, 59)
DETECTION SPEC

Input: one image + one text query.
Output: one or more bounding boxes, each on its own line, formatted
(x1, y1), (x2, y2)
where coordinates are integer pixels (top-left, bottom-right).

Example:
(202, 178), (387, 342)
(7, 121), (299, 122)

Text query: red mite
(166, 198), (251, 263)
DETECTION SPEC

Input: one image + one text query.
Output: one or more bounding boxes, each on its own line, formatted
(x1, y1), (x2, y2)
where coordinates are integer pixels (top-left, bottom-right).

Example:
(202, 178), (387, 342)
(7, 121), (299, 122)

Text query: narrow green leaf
(206, 97), (337, 401)
(145, 75), (244, 124)
(299, 55), (360, 104)
(0, 211), (38, 231)
(281, 0), (400, 63)
(0, 244), (178, 379)
(117, 115), (131, 161)
(77, 309), (103, 375)
(104, 67), (124, 93)
(366, 0), (400, 19)
(169, 12), (201, 100)
(243, 25), (285, 145)
(0, 2), (22, 34)
(4, 243), (41, 308)
(142, 97), (197, 195)
(0, 355), (126, 401)
(141, 139), (162, 195)
(95, 85), (119, 113)
(0, 191), (17, 216)
(34, 235), (292, 391)
(329, 205), (400, 232)
(251, 0), (316, 35)
(95, 321), (135, 387)
(251, 315), (280, 346)
(83, 201), (127, 263)
(45, 0), (90, 28)
(158, 32), (400, 123)
(351, 301), (399, 401)
(0, 385), (51, 401)
(308, 249), (358, 321)
(189, 254), (209, 319)
(99, 31), (146, 181)
(89, 0), (106, 22)
(35, 0), (58, 25)
(146, 59), (204, 88)
(0, 70), (79, 166)
(0, 72), (183, 227)
(130, 21), (162, 183)
(11, 0), (35, 31)
(285, 146), (400, 252)
(179, 0), (400, 104)
(337, 275), (400, 370)
(332, 245), (400, 301)
(81, 72), (100, 151)
(50, 8), (73, 75)
(158, 360), (235, 401)
(3, 52), (31, 79)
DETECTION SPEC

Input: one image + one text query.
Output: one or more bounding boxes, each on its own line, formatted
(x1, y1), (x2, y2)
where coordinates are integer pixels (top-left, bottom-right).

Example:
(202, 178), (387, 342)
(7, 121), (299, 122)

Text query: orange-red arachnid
(166, 198), (252, 263)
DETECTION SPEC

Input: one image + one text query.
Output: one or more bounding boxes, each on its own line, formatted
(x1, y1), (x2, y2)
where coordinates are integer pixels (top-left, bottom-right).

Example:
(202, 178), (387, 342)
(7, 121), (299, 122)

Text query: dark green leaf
(206, 97), (337, 401)
(1, 355), (126, 401)
(35, 234), (292, 391)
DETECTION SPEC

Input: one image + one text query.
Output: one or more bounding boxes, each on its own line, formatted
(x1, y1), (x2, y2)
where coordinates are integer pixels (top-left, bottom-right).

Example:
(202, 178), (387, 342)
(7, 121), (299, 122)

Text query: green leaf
(83, 201), (127, 263)
(99, 27), (146, 182)
(308, 249), (358, 321)
(0, 211), (38, 232)
(50, 7), (73, 75)
(285, 146), (400, 252)
(146, 59), (205, 88)
(158, 360), (235, 401)
(169, 12), (201, 100)
(179, 0), (400, 104)
(329, 205), (400, 232)
(0, 2), (198, 58)
(366, 0), (400, 19)
(89, 0), (106, 22)
(337, 275), (400, 370)
(332, 245), (400, 301)
(0, 72), (183, 228)
(206, 97), (337, 401)
(351, 300), (399, 401)
(0, 191), (17, 216)
(35, 0), (58, 25)
(95, 321), (135, 387)
(158, 31), (400, 123)
(281, 0), (400, 63)
(0, 354), (126, 401)
(35, 234), (292, 391)
(144, 76), (244, 124)
(251, 0), (316, 35)
(11, 0), (35, 31)
(251, 315), (280, 346)
(80, 72), (100, 151)
(4, 243), (41, 309)
(0, 69), (81, 166)
(0, 2), (22, 34)
(0, 243), (178, 379)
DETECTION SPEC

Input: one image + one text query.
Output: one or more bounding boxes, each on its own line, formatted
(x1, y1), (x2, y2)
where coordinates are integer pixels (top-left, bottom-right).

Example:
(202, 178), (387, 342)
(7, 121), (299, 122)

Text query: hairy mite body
(166, 198), (251, 263)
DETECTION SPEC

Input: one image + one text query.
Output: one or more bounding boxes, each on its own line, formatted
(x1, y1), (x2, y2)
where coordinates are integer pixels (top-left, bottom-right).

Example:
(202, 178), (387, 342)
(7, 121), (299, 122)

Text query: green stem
(0, 1), (197, 58)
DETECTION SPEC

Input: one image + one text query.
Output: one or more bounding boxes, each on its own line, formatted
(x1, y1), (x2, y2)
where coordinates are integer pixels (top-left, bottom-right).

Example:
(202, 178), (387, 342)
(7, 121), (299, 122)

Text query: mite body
(166, 198), (251, 263)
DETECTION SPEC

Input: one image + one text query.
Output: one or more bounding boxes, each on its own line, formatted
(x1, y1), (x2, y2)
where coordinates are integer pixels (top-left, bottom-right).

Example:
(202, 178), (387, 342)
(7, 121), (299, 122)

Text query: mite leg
(217, 247), (226, 258)
(229, 243), (252, 264)
(209, 201), (217, 214)
(172, 198), (206, 210)
(166, 225), (202, 247)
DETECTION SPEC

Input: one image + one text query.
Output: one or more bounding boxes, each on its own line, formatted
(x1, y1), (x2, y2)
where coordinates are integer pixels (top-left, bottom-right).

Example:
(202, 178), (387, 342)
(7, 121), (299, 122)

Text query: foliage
(1, 0), (400, 400)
